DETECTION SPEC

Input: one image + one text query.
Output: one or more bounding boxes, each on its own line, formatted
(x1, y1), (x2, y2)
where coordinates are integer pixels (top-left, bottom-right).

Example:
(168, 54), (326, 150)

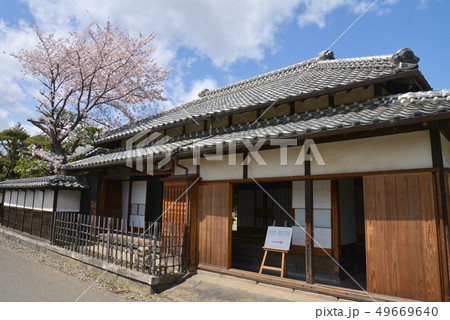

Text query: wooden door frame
(437, 169), (450, 301)
(196, 181), (232, 269)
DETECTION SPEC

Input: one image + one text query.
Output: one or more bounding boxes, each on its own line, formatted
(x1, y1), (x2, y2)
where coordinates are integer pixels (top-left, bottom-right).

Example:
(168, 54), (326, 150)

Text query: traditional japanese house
(2, 48), (450, 301)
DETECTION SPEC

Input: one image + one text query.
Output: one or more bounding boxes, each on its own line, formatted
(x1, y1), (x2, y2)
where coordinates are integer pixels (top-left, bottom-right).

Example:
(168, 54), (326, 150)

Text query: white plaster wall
(195, 132), (429, 180)
(43, 190), (54, 212)
(312, 131), (433, 175)
(248, 146), (305, 179)
(33, 190), (44, 210)
(3, 190), (10, 206)
(25, 190), (34, 209)
(56, 190), (81, 212)
(11, 191), (18, 206)
(200, 153), (244, 181)
(17, 190), (26, 208)
(173, 158), (197, 175)
(441, 133), (450, 168)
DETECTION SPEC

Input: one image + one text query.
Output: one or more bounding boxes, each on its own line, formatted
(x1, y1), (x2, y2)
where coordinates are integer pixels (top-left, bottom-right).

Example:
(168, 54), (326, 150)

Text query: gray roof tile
(94, 49), (423, 145)
(0, 175), (89, 190)
(65, 90), (450, 170)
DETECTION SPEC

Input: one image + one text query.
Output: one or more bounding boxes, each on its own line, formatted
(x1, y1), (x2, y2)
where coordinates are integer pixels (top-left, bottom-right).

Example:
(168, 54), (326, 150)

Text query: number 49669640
(375, 307), (438, 317)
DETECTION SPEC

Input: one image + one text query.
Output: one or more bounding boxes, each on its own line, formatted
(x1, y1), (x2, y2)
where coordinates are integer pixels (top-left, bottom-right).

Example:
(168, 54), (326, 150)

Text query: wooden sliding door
(198, 182), (231, 269)
(100, 180), (122, 219)
(364, 173), (442, 301)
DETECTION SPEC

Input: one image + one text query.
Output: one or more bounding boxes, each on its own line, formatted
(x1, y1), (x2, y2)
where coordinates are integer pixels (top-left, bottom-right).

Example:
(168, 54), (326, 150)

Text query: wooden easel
(259, 221), (289, 278)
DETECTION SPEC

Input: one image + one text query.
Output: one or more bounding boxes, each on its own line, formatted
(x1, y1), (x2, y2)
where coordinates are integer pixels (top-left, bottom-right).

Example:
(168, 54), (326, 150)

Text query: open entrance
(100, 176), (164, 229)
(231, 182), (292, 274)
(336, 178), (366, 289)
(231, 178), (367, 291)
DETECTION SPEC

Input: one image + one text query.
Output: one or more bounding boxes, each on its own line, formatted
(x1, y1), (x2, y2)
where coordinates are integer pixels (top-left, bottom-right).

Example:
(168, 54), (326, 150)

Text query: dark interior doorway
(231, 182), (292, 273)
(146, 179), (164, 222)
(337, 178), (366, 289)
(231, 178), (367, 291)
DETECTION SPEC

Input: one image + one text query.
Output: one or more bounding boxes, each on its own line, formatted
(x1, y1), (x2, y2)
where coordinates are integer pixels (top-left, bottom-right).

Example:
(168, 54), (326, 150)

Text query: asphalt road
(0, 246), (121, 302)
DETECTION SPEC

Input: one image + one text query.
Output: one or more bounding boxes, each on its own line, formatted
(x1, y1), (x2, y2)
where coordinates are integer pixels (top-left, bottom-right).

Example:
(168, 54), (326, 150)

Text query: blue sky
(0, 0), (448, 135)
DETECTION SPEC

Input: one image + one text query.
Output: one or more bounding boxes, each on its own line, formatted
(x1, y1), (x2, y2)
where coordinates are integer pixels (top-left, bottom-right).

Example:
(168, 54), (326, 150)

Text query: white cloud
(182, 78), (219, 103)
(17, 0), (408, 68)
(106, 0), (300, 67)
(0, 18), (38, 127)
(0, 0), (417, 128)
(163, 75), (218, 110)
(297, 0), (402, 28)
(20, 0), (301, 68)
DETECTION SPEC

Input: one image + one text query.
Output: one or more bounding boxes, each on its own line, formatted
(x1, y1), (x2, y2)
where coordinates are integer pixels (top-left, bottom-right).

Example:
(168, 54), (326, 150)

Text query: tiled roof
(65, 90), (450, 170)
(94, 49), (427, 145)
(0, 175), (89, 190)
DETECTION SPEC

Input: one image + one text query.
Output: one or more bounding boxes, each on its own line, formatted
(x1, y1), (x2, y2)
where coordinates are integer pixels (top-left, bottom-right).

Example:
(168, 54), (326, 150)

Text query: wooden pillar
(51, 189), (59, 243)
(243, 151), (249, 179)
(331, 180), (340, 281)
(290, 102), (295, 115)
(21, 190), (26, 232)
(30, 190), (36, 236)
(328, 94), (335, 108)
(430, 129), (450, 301)
(305, 151), (314, 284)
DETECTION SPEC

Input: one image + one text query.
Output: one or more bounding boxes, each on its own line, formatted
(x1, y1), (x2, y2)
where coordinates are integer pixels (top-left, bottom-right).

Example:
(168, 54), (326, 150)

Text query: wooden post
(290, 101), (295, 115)
(75, 214), (81, 252)
(106, 217), (112, 263)
(96, 216), (101, 259)
(243, 151), (249, 179)
(430, 129), (450, 301)
(50, 189), (58, 242)
(30, 191), (35, 236)
(305, 147), (314, 284)
(305, 179), (314, 284)
(151, 222), (158, 275)
(13, 190), (18, 230)
(141, 221), (146, 273)
(21, 191), (26, 232)
(331, 180), (341, 281)
(130, 221), (134, 269)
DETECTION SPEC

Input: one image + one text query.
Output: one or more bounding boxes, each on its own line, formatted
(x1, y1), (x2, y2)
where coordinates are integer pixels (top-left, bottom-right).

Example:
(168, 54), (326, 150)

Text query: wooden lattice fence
(52, 212), (186, 276)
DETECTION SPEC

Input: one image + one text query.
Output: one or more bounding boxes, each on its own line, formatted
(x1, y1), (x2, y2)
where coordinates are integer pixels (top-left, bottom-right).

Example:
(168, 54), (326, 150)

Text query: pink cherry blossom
(12, 22), (170, 164)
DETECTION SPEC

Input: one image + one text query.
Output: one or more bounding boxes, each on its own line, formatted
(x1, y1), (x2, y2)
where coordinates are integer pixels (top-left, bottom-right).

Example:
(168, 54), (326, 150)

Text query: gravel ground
(0, 234), (173, 302)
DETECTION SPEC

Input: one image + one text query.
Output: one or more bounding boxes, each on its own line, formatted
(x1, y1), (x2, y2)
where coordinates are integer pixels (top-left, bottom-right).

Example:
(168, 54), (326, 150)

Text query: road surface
(0, 246), (121, 302)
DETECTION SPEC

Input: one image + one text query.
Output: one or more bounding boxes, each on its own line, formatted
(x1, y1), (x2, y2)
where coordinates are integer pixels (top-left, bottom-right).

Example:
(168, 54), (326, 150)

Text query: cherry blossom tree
(12, 22), (170, 165)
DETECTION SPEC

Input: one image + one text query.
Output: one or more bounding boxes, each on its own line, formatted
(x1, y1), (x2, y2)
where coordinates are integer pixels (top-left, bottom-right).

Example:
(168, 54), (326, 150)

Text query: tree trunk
(52, 139), (68, 165)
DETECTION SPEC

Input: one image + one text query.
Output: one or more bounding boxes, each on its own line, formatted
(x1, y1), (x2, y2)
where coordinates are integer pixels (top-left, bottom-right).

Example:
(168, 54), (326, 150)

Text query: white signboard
(263, 226), (292, 251)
